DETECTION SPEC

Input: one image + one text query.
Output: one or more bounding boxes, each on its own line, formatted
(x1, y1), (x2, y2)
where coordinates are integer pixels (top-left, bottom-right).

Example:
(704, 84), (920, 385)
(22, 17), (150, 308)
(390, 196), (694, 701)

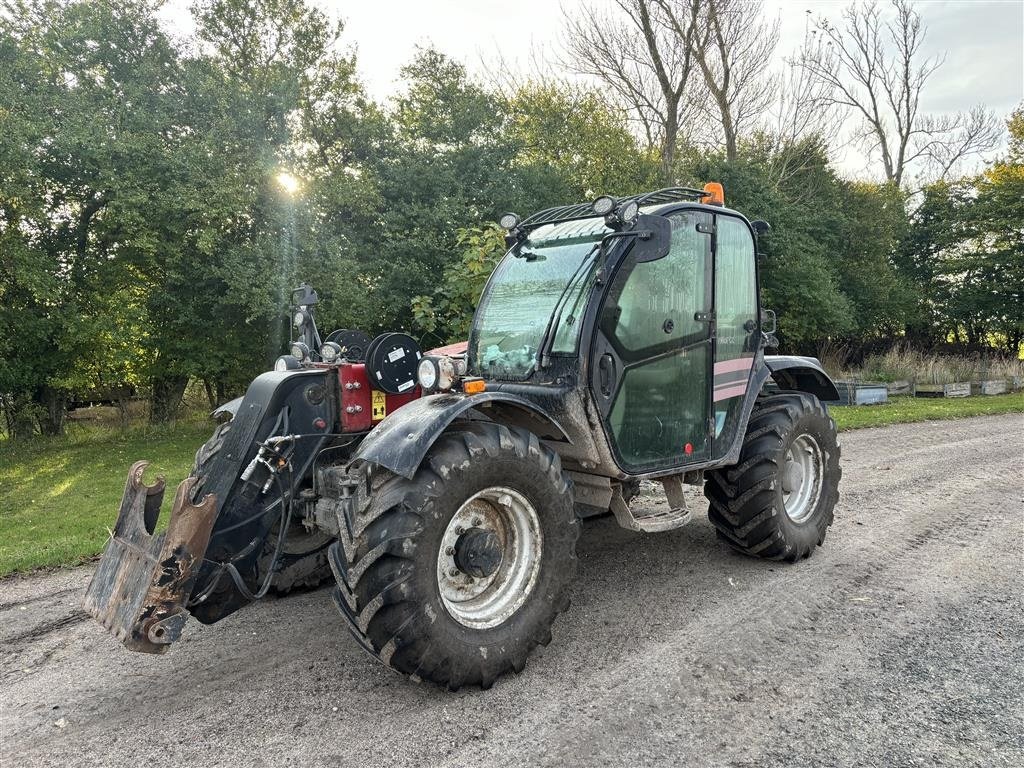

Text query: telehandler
(85, 184), (841, 689)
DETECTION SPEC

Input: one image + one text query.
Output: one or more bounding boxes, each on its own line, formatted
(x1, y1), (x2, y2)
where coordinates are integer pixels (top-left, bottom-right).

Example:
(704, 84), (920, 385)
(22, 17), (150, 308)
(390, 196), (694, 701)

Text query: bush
(846, 346), (1023, 385)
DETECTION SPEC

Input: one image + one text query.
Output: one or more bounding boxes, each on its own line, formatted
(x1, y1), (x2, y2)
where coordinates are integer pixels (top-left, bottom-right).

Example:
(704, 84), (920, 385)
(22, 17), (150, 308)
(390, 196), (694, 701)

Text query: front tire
(705, 392), (841, 561)
(329, 423), (579, 690)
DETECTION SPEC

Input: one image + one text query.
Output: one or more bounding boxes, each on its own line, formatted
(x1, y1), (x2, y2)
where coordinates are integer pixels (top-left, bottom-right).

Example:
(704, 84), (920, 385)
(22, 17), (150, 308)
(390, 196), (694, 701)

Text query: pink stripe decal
(713, 383), (748, 402)
(713, 357), (754, 375)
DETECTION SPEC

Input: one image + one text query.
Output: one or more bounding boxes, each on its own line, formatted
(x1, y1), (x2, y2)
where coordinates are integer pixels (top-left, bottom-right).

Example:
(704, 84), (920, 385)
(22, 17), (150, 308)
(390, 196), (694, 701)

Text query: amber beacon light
(701, 182), (725, 206)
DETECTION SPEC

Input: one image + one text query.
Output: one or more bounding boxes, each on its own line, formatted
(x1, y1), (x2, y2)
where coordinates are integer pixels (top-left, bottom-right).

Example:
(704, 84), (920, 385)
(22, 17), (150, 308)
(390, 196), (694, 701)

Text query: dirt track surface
(2, 414), (1023, 767)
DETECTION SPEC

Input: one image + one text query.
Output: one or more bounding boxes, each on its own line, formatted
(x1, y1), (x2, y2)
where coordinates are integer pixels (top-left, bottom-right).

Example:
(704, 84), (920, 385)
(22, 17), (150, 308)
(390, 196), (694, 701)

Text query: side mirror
(750, 219), (770, 236)
(290, 283), (322, 356)
(614, 213), (673, 263)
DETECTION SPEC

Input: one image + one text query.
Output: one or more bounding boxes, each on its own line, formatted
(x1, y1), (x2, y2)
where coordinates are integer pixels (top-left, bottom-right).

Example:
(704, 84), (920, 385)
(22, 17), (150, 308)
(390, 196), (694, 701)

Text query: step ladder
(610, 475), (693, 533)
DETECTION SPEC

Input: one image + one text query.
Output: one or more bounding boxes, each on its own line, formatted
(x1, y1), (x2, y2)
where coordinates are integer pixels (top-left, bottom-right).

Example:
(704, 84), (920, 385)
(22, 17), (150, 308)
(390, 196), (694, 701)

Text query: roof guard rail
(516, 187), (709, 232)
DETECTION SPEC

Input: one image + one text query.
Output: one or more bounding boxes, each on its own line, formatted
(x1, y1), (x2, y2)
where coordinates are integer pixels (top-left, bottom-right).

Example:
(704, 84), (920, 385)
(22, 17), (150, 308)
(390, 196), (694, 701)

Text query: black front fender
(352, 391), (571, 479)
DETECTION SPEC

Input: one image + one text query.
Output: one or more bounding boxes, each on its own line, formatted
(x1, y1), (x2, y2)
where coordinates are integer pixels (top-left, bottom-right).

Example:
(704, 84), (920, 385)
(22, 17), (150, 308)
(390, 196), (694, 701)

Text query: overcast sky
(159, 0), (1024, 178)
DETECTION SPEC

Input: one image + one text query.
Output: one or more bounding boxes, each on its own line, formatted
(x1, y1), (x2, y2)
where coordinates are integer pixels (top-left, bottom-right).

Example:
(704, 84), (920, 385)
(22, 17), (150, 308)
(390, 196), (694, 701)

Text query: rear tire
(705, 392), (840, 561)
(329, 422), (578, 690)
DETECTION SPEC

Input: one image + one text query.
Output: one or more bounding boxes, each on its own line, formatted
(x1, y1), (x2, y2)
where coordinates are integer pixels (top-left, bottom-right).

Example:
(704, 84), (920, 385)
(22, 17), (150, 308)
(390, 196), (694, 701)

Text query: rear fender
(764, 355), (840, 402)
(212, 396), (243, 420)
(351, 391), (571, 479)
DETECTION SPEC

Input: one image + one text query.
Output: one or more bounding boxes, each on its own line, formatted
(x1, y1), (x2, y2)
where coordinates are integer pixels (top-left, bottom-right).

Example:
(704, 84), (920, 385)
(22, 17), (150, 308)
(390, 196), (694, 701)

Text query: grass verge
(0, 418), (212, 577)
(830, 392), (1024, 430)
(1, 392), (1022, 577)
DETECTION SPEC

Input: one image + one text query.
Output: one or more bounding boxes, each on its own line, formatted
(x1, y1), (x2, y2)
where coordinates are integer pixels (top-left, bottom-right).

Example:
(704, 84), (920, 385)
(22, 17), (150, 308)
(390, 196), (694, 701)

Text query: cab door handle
(599, 354), (615, 396)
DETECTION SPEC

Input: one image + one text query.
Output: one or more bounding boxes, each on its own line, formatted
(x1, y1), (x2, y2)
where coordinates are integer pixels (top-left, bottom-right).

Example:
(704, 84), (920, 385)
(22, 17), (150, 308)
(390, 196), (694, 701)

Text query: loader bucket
(83, 461), (217, 653)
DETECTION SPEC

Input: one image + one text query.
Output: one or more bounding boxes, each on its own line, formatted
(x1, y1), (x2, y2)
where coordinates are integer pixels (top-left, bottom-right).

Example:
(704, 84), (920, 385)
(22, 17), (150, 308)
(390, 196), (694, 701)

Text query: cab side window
(602, 212), (708, 358)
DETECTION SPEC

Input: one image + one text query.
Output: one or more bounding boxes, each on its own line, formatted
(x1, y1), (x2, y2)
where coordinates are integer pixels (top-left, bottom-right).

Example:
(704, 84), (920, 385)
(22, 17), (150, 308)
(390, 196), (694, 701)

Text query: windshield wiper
(536, 244), (600, 370)
(514, 250), (546, 262)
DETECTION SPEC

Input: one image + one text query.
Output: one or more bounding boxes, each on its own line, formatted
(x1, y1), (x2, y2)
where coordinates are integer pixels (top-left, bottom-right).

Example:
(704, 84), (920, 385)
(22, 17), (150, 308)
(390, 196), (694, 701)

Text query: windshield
(469, 218), (608, 380)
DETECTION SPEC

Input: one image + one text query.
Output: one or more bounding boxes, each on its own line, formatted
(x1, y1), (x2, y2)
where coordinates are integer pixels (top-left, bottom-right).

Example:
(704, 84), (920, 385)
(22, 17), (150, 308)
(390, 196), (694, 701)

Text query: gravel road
(2, 414), (1022, 767)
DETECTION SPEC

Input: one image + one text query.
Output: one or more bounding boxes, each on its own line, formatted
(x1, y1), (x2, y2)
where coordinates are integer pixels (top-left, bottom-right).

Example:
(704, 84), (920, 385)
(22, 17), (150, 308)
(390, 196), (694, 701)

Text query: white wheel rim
(436, 486), (543, 629)
(782, 433), (824, 524)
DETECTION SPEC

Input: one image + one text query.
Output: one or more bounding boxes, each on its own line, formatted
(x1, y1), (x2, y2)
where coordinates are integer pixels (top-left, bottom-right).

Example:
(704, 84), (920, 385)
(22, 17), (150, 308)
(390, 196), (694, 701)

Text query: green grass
(0, 419), (212, 577)
(1, 392), (1022, 577)
(830, 392), (1024, 430)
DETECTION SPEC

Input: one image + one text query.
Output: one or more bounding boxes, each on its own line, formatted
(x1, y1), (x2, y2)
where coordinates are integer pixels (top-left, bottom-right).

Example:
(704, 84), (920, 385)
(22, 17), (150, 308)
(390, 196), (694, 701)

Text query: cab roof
(514, 186), (744, 235)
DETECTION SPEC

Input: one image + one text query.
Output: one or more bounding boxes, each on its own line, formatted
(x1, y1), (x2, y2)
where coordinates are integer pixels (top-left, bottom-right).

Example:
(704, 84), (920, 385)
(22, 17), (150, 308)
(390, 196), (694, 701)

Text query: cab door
(710, 214), (759, 460)
(591, 211), (714, 472)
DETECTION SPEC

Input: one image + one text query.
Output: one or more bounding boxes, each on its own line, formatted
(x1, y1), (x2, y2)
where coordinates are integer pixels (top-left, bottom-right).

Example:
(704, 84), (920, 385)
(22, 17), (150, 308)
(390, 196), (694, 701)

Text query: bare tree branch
(796, 0), (1000, 185)
(688, 0), (779, 160)
(560, 0), (704, 182)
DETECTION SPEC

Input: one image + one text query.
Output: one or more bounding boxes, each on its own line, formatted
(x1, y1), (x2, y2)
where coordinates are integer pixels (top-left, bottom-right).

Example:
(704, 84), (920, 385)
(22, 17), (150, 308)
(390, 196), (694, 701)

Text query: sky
(159, 0), (1024, 178)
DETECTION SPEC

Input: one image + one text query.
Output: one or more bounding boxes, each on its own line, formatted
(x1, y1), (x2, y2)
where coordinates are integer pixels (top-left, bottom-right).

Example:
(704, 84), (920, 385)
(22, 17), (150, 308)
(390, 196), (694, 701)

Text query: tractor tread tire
(329, 423), (578, 690)
(704, 392), (841, 562)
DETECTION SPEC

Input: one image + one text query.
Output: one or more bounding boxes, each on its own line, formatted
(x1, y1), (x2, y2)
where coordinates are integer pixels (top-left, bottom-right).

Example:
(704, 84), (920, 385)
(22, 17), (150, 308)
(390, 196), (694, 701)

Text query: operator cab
(467, 184), (764, 475)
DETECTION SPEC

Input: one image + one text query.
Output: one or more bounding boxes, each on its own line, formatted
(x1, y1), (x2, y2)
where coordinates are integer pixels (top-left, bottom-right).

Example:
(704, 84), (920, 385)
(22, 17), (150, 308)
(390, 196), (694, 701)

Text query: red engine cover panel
(337, 362), (420, 432)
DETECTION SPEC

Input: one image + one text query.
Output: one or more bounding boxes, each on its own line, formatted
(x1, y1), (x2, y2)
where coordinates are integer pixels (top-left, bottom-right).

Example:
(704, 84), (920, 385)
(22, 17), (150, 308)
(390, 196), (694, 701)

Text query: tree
(505, 83), (660, 198)
(798, 0), (1000, 186)
(894, 179), (969, 345)
(1, 0), (183, 434)
(361, 49), (544, 342)
(691, 0), (779, 161)
(958, 109), (1024, 353)
(897, 109), (1024, 354)
(410, 225), (506, 342)
(135, 0), (365, 421)
(562, 0), (703, 182)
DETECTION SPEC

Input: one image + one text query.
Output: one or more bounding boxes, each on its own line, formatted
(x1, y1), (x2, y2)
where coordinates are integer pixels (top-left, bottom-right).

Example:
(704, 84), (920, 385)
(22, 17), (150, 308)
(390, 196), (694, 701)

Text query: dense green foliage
(899, 111), (1024, 353)
(1, 0), (1021, 437)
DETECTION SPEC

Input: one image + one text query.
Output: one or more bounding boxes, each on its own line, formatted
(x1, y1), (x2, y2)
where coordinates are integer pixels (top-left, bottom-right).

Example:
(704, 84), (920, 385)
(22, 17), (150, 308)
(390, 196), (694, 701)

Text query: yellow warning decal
(371, 390), (387, 420)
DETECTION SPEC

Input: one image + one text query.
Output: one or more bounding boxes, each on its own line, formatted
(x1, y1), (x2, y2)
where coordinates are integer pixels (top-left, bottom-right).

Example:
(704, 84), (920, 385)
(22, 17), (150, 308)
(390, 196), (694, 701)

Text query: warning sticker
(371, 390), (387, 420)
(387, 347), (406, 362)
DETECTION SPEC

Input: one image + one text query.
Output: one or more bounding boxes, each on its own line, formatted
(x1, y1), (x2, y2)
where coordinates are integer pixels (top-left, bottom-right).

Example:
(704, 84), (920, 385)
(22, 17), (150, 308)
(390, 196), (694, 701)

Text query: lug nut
(449, 567), (460, 577)
(471, 517), (481, 527)
(445, 546), (454, 556)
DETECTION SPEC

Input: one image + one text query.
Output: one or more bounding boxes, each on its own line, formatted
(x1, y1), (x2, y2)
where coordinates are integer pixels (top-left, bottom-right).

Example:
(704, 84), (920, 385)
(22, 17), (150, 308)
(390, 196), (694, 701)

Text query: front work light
(498, 212), (520, 229)
(417, 357), (438, 391)
(618, 200), (639, 223)
(275, 355), (302, 372)
(320, 341), (342, 362)
(290, 341), (309, 361)
(604, 198), (640, 229)
(417, 355), (459, 392)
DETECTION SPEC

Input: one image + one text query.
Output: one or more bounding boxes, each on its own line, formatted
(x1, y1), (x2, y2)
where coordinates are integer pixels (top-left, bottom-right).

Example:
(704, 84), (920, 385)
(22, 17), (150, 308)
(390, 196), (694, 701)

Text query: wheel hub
(782, 433), (824, 523)
(782, 461), (804, 494)
(436, 487), (543, 629)
(453, 527), (502, 578)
